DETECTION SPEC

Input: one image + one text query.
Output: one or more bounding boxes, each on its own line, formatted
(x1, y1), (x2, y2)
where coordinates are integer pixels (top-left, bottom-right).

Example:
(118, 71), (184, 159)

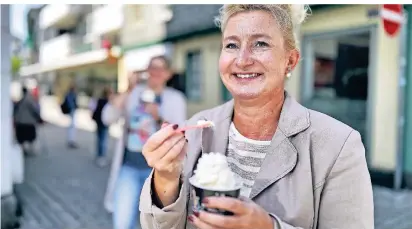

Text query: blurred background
(1, 4), (412, 229)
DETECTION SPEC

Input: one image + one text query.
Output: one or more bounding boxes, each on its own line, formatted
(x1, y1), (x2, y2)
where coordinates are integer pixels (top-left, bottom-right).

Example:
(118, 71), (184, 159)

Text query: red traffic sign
(381, 4), (404, 36)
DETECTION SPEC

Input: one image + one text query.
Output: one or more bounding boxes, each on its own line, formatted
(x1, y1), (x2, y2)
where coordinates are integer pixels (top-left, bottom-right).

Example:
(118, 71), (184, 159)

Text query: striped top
(227, 123), (271, 198)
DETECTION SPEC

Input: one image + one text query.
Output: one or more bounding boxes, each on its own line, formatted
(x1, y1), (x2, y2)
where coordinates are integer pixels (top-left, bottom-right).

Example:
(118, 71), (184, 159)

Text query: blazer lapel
(250, 93), (310, 199)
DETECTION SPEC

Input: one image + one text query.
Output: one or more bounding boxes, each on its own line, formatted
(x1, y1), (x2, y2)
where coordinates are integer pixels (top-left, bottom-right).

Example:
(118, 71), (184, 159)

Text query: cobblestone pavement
(15, 124), (412, 229)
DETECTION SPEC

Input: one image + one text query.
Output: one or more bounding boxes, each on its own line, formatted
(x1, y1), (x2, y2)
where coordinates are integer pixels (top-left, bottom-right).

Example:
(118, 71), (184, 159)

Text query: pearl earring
(286, 67), (292, 78)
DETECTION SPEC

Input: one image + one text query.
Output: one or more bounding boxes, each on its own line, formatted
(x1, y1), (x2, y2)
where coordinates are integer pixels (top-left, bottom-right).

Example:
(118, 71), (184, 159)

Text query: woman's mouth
(232, 73), (263, 81)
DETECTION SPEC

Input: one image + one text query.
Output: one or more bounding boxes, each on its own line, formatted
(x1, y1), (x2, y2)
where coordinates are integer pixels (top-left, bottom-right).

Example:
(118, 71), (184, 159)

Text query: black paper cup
(189, 176), (242, 216)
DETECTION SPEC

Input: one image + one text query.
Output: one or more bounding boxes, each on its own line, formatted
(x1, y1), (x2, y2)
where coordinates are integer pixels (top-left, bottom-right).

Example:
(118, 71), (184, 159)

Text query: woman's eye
(255, 41), (269, 48)
(225, 43), (238, 49)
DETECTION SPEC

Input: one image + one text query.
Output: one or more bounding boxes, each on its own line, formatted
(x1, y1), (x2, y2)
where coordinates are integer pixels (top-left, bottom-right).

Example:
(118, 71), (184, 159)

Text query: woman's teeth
(235, 73), (260, 78)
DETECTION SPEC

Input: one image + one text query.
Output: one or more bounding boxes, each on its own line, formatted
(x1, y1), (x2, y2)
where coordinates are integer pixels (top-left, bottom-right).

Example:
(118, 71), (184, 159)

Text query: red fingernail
(172, 124), (179, 130)
(193, 211), (199, 217)
(181, 130), (185, 134)
(202, 198), (209, 204)
(188, 215), (194, 223)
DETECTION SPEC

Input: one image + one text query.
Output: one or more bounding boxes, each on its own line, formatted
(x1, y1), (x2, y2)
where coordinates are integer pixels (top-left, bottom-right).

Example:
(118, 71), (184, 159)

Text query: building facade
(165, 4), (224, 116)
(20, 4), (122, 105)
(117, 4), (173, 92)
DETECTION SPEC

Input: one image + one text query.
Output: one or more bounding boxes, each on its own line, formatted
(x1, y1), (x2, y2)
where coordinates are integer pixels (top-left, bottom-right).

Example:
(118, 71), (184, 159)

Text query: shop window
(303, 32), (371, 152)
(185, 50), (202, 101)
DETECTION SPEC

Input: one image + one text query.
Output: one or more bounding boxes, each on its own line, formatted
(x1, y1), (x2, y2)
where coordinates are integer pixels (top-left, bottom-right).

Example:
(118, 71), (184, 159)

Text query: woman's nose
(235, 48), (254, 68)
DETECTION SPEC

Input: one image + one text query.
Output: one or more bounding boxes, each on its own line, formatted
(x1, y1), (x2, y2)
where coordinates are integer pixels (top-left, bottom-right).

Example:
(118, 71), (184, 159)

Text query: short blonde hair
(215, 4), (310, 51)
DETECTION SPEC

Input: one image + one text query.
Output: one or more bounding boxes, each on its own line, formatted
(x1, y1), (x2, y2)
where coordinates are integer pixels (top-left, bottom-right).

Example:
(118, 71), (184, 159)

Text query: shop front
(288, 5), (406, 186)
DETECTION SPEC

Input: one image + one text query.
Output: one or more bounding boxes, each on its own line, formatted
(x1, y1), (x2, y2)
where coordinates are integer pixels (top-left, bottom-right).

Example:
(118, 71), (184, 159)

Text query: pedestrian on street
(102, 56), (187, 229)
(91, 86), (113, 167)
(13, 86), (43, 155)
(61, 84), (78, 148)
(139, 4), (374, 229)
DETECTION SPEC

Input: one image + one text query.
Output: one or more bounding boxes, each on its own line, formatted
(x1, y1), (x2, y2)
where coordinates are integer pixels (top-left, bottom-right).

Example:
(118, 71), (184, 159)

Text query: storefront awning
(19, 48), (120, 77)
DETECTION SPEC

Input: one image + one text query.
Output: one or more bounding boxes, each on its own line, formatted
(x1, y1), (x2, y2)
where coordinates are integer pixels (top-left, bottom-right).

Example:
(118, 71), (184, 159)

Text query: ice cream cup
(189, 175), (242, 216)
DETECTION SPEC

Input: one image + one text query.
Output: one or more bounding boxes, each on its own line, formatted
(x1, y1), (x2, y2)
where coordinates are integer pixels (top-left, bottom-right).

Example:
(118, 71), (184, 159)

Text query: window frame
(185, 50), (203, 102)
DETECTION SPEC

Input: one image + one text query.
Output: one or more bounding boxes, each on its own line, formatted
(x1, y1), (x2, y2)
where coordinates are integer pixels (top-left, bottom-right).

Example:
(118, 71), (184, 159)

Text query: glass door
(301, 31), (372, 152)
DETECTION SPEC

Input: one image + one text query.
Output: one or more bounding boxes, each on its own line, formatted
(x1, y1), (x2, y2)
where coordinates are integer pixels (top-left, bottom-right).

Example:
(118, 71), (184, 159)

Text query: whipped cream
(141, 89), (156, 103)
(192, 152), (238, 190)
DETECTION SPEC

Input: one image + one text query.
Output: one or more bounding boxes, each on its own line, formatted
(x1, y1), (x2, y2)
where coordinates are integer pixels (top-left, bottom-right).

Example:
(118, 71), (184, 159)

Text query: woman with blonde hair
(139, 4), (373, 229)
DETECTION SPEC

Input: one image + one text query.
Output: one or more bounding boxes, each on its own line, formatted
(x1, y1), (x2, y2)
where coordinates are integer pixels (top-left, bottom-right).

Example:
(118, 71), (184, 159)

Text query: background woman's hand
(189, 196), (274, 229)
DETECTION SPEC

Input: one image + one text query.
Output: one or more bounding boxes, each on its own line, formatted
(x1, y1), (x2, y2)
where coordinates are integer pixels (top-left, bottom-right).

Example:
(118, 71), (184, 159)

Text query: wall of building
(172, 33), (222, 117)
(165, 5), (221, 40)
(290, 5), (401, 171)
(121, 5), (169, 48)
(1, 4), (13, 195)
(404, 5), (412, 188)
(117, 5), (171, 93)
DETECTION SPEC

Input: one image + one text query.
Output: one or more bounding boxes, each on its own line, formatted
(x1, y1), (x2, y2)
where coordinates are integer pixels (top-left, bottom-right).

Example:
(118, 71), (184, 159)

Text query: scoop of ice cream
(197, 120), (215, 128)
(192, 152), (238, 190)
(141, 89), (156, 103)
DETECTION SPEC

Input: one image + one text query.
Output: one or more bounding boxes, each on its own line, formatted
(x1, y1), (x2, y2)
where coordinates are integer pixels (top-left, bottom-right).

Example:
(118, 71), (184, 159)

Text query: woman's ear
(288, 49), (300, 71)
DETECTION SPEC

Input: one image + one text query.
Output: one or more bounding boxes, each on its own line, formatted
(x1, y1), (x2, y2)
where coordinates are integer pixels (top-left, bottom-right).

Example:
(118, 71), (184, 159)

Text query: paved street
(17, 124), (118, 229)
(15, 123), (412, 229)
(374, 187), (412, 229)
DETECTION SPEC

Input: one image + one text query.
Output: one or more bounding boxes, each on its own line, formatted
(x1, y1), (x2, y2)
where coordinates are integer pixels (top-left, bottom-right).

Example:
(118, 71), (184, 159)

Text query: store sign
(381, 4), (404, 36)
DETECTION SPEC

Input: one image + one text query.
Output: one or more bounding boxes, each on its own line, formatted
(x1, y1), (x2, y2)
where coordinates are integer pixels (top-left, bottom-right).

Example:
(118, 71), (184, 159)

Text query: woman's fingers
(150, 129), (184, 157)
(177, 141), (187, 161)
(161, 122), (169, 128)
(202, 196), (247, 215)
(156, 137), (187, 169)
(143, 124), (179, 153)
(145, 134), (184, 167)
(189, 214), (226, 229)
(196, 211), (239, 229)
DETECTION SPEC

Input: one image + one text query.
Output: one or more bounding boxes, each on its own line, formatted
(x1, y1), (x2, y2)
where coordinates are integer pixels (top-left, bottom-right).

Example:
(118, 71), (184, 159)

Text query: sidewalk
(17, 124), (118, 229)
(374, 186), (412, 229)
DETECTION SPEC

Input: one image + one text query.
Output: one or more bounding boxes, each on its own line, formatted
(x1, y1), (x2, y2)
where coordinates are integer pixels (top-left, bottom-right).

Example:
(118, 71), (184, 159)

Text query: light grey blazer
(139, 92), (374, 229)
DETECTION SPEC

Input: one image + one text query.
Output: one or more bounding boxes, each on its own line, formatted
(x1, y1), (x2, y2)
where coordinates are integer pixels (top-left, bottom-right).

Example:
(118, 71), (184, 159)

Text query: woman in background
(102, 56), (187, 229)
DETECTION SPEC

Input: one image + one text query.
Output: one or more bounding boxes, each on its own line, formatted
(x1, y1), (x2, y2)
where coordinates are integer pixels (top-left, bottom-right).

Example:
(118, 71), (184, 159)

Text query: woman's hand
(143, 123), (186, 179)
(142, 122), (187, 207)
(189, 196), (275, 229)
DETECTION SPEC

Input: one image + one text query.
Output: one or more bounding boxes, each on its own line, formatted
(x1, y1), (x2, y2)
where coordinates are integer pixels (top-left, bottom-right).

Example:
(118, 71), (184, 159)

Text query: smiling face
(219, 10), (299, 100)
(147, 57), (172, 89)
